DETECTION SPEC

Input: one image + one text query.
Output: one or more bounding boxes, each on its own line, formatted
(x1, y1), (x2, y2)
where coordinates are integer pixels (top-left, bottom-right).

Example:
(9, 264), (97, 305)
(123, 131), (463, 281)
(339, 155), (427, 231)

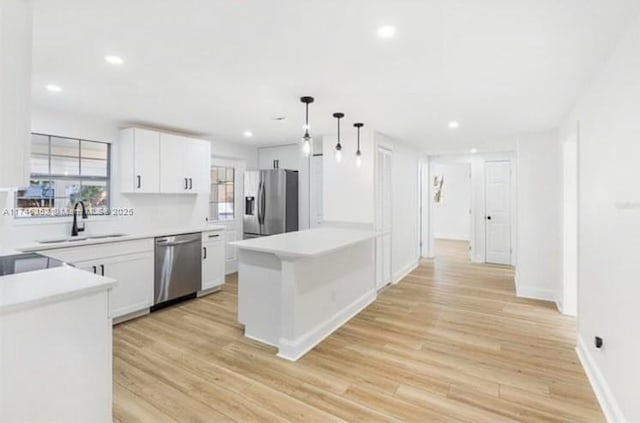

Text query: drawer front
(202, 230), (225, 244)
(37, 238), (154, 264)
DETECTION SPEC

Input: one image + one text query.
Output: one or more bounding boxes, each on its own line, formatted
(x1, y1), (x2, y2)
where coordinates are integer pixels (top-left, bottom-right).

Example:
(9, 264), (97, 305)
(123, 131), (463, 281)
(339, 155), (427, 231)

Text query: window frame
(209, 165), (236, 222)
(15, 133), (111, 219)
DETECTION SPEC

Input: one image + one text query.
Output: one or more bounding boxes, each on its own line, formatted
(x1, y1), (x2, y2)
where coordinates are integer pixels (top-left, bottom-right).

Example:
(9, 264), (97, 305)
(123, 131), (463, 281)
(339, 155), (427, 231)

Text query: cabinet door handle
(189, 178), (193, 190)
(100, 264), (105, 276)
(92, 265), (97, 274)
(136, 175), (141, 189)
(203, 247), (207, 259)
(184, 178), (189, 189)
(208, 234), (220, 238)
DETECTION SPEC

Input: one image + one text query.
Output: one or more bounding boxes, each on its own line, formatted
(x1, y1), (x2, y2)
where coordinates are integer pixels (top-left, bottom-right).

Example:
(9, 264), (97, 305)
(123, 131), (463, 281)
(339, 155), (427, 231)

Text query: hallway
(113, 241), (603, 422)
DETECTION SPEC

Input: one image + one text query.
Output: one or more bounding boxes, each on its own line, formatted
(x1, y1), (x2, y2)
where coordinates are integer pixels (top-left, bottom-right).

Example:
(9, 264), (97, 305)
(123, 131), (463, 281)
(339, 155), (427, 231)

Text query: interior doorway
(430, 161), (472, 259)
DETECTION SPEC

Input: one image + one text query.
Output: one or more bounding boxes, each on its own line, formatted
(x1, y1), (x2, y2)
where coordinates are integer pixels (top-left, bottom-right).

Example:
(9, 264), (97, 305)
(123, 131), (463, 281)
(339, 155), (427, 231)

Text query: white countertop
(18, 224), (226, 252)
(0, 247), (20, 257)
(230, 228), (382, 258)
(0, 266), (116, 314)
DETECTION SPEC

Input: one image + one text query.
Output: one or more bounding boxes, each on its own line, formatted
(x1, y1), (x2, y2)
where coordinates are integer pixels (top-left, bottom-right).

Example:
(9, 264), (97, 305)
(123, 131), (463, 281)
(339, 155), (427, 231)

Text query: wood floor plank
(113, 239), (604, 422)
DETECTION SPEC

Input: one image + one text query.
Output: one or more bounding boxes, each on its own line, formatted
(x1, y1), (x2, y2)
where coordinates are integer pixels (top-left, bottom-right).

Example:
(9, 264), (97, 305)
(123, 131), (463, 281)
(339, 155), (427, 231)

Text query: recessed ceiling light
(470, 148), (478, 154)
(448, 121), (460, 129)
(377, 25), (396, 39)
(104, 55), (124, 65)
(46, 84), (62, 93)
(243, 131), (253, 138)
(273, 116), (287, 121)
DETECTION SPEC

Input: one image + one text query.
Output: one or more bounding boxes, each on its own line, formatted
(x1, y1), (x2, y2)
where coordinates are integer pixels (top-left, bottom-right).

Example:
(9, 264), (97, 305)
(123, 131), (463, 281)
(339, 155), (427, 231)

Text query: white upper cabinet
(186, 139), (211, 193)
(120, 128), (161, 193)
(0, 0), (31, 189)
(120, 128), (211, 194)
(160, 133), (188, 193)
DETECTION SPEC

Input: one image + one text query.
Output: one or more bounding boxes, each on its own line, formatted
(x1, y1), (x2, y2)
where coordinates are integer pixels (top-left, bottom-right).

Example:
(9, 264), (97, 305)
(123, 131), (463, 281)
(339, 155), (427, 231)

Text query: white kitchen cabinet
(0, 0), (31, 189)
(187, 139), (211, 193)
(39, 238), (154, 322)
(201, 230), (225, 292)
(76, 251), (154, 319)
(119, 128), (161, 193)
(160, 133), (189, 193)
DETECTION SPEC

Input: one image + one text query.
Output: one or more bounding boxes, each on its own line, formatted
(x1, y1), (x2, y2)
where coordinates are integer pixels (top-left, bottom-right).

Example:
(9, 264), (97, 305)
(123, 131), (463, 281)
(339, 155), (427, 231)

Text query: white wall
(322, 129), (421, 283)
(0, 108), (258, 248)
(515, 129), (563, 302)
(560, 13), (640, 422)
(257, 144), (309, 230)
(562, 133), (578, 316)
(431, 162), (471, 241)
(322, 129), (375, 225)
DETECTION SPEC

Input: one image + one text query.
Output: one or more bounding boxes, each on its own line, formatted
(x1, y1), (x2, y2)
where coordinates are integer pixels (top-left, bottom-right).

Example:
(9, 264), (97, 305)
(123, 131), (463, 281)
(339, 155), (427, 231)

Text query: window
(210, 166), (235, 221)
(15, 133), (111, 218)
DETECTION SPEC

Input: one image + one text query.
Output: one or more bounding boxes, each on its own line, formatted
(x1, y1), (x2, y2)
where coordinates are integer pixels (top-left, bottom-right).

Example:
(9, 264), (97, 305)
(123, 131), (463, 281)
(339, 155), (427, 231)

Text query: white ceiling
(31, 0), (640, 153)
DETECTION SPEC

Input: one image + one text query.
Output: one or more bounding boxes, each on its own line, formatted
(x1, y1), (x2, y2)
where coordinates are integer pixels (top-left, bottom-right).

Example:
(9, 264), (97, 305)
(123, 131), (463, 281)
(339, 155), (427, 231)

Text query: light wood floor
(113, 239), (604, 422)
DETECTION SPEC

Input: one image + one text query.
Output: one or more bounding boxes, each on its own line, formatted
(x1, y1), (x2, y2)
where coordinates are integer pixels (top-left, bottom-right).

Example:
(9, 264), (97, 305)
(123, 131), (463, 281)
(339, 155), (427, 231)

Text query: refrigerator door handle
(256, 180), (263, 225)
(259, 180), (267, 226)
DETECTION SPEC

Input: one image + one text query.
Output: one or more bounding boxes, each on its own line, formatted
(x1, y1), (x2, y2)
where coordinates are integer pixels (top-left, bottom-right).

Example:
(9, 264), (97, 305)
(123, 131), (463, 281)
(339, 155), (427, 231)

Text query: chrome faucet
(71, 201), (88, 237)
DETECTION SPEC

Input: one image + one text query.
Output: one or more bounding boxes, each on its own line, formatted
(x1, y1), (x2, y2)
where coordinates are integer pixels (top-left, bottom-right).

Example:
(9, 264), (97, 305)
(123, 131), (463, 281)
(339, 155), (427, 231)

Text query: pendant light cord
(305, 103), (309, 127)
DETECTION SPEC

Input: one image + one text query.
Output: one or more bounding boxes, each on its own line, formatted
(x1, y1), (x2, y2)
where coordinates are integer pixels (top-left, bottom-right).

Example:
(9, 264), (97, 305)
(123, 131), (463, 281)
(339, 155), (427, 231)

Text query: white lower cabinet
(202, 230), (225, 291)
(39, 238), (154, 323)
(76, 251), (154, 319)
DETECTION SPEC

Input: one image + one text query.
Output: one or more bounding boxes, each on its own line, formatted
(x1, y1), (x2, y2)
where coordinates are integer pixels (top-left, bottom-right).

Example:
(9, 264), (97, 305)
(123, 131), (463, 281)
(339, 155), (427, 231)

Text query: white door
(210, 158), (245, 274)
(375, 146), (392, 289)
(309, 155), (323, 228)
(133, 128), (160, 193)
(485, 160), (512, 264)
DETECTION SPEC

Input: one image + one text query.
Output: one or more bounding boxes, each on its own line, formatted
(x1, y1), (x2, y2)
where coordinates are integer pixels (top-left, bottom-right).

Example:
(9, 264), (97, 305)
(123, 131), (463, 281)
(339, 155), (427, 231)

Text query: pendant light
(300, 96), (314, 156)
(354, 122), (364, 168)
(333, 112), (344, 163)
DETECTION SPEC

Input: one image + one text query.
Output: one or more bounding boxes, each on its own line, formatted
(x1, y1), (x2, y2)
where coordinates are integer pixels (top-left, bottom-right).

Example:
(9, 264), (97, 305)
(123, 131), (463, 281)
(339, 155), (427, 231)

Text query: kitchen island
(231, 227), (380, 361)
(0, 266), (115, 423)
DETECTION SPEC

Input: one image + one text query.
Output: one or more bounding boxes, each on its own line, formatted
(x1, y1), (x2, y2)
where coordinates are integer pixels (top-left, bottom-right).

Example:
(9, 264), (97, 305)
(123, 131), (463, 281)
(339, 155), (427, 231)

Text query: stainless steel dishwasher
(154, 233), (202, 307)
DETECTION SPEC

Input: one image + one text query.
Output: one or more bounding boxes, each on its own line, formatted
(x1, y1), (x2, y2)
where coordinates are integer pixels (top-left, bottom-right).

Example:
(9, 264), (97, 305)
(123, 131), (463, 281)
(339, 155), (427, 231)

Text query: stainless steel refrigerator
(243, 169), (298, 238)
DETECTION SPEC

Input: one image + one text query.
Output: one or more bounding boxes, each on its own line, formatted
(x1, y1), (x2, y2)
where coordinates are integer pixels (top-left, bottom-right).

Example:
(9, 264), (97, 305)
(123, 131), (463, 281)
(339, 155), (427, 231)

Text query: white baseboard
(554, 298), (562, 313)
(515, 285), (557, 302)
(434, 234), (470, 241)
(392, 259), (419, 284)
(576, 335), (626, 423)
(277, 290), (376, 361)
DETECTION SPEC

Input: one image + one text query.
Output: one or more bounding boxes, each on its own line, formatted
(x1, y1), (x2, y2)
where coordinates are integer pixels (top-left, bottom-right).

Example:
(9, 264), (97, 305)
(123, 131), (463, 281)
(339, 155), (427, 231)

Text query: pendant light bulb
(356, 151), (362, 168)
(302, 139), (311, 156)
(300, 96), (315, 157)
(335, 148), (343, 163)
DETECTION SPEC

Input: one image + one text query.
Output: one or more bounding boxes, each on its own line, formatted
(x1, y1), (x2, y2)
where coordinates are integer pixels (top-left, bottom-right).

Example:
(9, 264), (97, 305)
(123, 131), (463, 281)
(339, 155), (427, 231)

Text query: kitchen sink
(38, 237), (88, 244)
(37, 233), (128, 244)
(87, 233), (128, 240)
